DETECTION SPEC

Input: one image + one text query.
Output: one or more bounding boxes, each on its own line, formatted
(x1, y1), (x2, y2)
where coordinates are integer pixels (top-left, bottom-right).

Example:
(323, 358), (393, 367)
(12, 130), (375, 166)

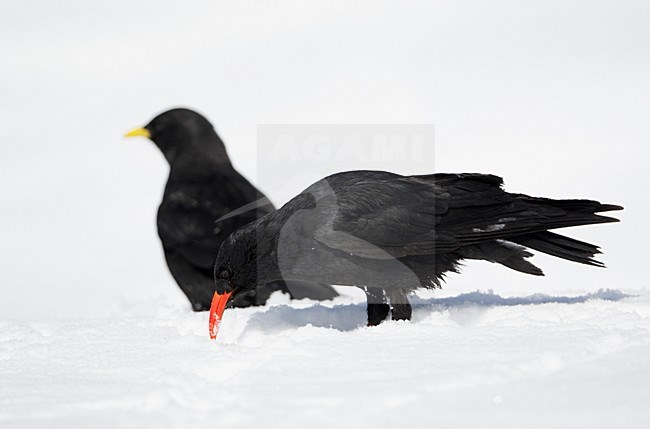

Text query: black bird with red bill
(209, 170), (622, 337)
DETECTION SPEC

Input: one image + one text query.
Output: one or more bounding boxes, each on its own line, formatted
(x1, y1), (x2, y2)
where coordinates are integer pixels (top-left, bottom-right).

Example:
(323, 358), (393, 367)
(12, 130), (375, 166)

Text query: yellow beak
(124, 127), (151, 139)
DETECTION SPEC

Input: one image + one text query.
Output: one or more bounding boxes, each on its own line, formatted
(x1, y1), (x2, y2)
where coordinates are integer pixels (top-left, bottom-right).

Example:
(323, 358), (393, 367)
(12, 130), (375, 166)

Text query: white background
(1, 2), (649, 427)
(1, 0), (646, 319)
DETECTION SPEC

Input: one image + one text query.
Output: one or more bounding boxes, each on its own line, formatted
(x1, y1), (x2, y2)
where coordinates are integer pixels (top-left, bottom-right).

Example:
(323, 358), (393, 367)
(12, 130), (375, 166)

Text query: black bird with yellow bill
(125, 108), (339, 310)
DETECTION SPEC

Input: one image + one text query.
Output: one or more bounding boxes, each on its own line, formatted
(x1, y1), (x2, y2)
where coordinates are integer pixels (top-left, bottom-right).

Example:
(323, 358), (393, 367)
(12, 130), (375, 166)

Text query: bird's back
(269, 170), (620, 291)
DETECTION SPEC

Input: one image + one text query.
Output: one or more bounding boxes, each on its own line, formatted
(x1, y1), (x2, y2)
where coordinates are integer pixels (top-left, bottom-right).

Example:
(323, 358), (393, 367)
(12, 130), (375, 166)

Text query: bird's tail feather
(458, 241), (544, 276)
(459, 197), (622, 244)
(511, 231), (606, 267)
(457, 197), (621, 271)
(514, 195), (623, 215)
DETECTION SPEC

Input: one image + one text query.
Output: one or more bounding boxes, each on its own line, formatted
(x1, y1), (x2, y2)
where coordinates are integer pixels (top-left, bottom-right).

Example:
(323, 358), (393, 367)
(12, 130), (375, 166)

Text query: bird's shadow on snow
(245, 289), (630, 333)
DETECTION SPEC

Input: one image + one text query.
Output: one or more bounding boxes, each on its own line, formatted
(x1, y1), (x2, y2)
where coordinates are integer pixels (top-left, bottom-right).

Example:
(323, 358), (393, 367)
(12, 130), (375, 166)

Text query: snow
(1, 0), (650, 427)
(2, 289), (649, 428)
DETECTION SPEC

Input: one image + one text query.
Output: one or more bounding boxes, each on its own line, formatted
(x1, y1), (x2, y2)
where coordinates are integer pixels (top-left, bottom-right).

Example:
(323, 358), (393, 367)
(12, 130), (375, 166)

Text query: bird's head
(209, 221), (284, 340)
(213, 229), (260, 297)
(209, 228), (261, 340)
(124, 108), (223, 164)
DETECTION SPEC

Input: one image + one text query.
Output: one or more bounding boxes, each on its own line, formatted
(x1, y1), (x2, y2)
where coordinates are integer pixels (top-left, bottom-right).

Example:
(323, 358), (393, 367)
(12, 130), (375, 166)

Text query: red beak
(209, 291), (233, 340)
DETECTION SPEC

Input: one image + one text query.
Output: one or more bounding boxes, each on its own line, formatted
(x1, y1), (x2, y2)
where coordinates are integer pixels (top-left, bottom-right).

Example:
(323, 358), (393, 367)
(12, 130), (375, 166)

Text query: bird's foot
(365, 286), (390, 326)
(367, 303), (391, 326)
(391, 303), (412, 321)
(387, 288), (412, 322)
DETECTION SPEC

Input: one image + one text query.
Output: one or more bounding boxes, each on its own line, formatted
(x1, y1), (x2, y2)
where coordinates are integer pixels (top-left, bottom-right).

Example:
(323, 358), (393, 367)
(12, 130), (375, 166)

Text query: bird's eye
(219, 269), (230, 280)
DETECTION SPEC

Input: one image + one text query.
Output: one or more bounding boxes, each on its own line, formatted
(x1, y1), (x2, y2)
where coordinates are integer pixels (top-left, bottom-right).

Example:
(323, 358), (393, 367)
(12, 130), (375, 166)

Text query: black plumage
(214, 170), (622, 325)
(126, 108), (338, 310)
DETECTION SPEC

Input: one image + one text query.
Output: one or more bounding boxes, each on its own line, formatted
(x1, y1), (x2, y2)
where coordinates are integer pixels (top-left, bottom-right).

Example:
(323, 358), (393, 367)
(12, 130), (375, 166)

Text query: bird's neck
(244, 219), (287, 286)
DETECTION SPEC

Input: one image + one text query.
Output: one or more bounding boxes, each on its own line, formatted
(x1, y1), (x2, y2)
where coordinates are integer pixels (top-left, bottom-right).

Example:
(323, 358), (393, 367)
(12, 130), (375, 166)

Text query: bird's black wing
(312, 172), (618, 259)
(311, 173), (496, 258)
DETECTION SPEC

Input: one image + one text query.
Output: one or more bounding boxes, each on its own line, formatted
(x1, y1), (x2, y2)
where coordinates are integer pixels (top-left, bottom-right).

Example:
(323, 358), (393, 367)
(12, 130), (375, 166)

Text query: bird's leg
(387, 288), (412, 321)
(364, 286), (390, 326)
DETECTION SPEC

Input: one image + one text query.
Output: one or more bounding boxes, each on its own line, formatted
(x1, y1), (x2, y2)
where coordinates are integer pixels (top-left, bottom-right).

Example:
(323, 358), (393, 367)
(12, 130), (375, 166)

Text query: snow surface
(2, 288), (650, 428)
